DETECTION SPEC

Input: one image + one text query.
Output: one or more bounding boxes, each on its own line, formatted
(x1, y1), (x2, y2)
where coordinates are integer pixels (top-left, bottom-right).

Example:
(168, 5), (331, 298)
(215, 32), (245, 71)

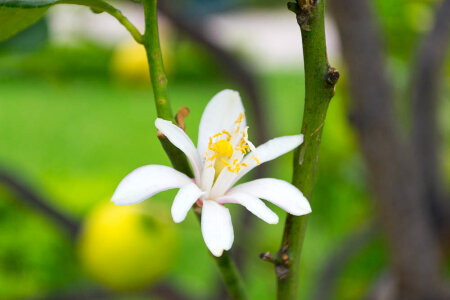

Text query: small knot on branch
(274, 246), (292, 280)
(287, 0), (317, 31)
(175, 106), (190, 132)
(260, 252), (277, 264)
(326, 67), (340, 87)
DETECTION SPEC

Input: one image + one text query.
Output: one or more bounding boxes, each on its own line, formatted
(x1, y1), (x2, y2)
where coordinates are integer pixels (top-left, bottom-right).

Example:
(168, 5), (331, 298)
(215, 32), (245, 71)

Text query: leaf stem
(276, 1), (338, 299)
(60, 0), (144, 44)
(141, 1), (248, 299)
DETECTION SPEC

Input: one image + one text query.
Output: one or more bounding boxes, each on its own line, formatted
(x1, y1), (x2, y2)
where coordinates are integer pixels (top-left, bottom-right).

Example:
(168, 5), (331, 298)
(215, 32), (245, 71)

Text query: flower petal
(200, 166), (215, 192)
(234, 134), (303, 185)
(111, 165), (192, 206)
(197, 90), (245, 156)
(229, 178), (311, 215)
(218, 192), (279, 224)
(155, 118), (203, 181)
(201, 200), (234, 257)
(172, 183), (204, 223)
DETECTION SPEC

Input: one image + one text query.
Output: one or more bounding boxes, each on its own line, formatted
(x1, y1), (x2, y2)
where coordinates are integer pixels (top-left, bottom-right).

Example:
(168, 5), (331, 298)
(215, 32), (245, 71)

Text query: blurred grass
(0, 43), (382, 299)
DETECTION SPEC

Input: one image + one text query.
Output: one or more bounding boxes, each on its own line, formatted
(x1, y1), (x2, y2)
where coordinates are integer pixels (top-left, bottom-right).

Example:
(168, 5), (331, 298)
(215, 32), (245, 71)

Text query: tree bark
(329, 0), (446, 299)
(411, 0), (450, 238)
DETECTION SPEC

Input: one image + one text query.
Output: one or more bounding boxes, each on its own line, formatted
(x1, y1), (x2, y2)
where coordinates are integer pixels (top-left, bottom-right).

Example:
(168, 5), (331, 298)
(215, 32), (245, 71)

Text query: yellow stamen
(251, 156), (261, 165)
(222, 130), (231, 137)
(221, 157), (231, 167)
(207, 153), (218, 161)
(235, 113), (244, 124)
(234, 125), (240, 135)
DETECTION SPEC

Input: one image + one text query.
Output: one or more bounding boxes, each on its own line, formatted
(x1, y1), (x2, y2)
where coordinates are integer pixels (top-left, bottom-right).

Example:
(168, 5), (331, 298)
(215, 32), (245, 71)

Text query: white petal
(111, 165), (192, 206)
(218, 192), (279, 224)
(209, 168), (237, 199)
(200, 166), (215, 192)
(171, 183), (204, 223)
(233, 134), (304, 185)
(197, 90), (246, 156)
(155, 118), (203, 181)
(229, 178), (311, 215)
(201, 200), (234, 257)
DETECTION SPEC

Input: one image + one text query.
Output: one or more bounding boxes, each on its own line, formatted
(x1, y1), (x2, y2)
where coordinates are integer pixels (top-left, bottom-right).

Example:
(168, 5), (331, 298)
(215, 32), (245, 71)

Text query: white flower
(111, 89), (311, 257)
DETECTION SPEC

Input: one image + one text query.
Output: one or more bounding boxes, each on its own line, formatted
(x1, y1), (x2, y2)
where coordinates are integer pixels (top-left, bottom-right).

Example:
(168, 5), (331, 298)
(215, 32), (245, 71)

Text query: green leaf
(0, 1), (57, 42)
(0, 6), (49, 42)
(0, 1), (57, 8)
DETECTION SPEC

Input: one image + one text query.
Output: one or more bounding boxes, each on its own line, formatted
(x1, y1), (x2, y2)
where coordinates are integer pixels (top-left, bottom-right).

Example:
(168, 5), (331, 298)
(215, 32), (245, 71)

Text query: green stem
(141, 1), (248, 299)
(276, 1), (338, 299)
(142, 0), (192, 175)
(60, 0), (144, 44)
(212, 252), (248, 300)
(192, 214), (248, 300)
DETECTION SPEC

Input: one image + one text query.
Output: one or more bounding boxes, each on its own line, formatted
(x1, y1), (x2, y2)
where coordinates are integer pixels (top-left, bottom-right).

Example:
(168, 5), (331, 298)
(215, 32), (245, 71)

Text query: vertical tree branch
(329, 0), (447, 298)
(276, 1), (338, 299)
(141, 1), (247, 299)
(411, 0), (450, 234)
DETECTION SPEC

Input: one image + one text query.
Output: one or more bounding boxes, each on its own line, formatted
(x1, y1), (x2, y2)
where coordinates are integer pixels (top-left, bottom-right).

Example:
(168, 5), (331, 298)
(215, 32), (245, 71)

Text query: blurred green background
(0, 0), (448, 299)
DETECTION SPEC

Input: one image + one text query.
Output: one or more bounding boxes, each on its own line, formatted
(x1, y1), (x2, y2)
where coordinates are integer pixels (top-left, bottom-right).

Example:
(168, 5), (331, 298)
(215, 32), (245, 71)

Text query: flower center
(204, 113), (258, 179)
(211, 139), (233, 158)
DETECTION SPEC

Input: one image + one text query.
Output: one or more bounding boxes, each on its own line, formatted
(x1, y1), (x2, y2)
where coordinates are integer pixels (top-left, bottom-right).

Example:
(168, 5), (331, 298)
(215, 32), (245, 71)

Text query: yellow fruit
(77, 202), (177, 291)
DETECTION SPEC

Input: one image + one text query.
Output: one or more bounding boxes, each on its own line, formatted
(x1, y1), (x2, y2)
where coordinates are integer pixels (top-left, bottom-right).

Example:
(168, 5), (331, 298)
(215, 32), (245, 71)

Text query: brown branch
(329, 0), (447, 299)
(0, 168), (80, 239)
(411, 0), (450, 236)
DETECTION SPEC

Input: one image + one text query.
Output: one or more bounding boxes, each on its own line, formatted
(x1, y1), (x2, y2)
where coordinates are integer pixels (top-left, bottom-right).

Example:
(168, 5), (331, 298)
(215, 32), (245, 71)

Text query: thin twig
(60, 0), (144, 44)
(0, 168), (80, 239)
